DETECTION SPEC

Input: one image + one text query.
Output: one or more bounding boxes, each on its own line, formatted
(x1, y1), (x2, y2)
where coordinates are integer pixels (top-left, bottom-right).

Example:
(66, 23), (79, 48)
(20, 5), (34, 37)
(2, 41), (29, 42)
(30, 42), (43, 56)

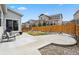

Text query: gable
(5, 9), (22, 20)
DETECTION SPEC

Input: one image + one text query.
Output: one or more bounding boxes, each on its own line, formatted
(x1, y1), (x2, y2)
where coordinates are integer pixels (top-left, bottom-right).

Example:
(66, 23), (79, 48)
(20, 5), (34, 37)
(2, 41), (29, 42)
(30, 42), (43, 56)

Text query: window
(39, 16), (42, 20)
(13, 20), (18, 31)
(0, 11), (1, 26)
(6, 19), (18, 31)
(6, 20), (13, 30)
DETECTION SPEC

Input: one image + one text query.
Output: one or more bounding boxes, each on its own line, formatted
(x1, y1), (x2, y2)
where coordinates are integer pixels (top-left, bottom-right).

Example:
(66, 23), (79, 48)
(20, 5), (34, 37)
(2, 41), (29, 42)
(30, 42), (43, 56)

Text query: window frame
(13, 20), (18, 31)
(0, 11), (1, 26)
(6, 19), (19, 31)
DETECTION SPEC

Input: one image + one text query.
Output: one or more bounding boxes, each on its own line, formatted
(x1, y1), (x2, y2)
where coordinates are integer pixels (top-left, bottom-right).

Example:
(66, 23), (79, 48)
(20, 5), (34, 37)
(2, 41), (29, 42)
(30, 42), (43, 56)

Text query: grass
(27, 31), (47, 36)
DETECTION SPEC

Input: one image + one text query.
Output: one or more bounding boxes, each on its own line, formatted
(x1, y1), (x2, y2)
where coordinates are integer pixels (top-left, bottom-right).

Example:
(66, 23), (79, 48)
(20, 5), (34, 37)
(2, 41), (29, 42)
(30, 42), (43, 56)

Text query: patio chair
(1, 28), (16, 42)
(2, 31), (23, 42)
(6, 31), (16, 41)
(2, 31), (15, 42)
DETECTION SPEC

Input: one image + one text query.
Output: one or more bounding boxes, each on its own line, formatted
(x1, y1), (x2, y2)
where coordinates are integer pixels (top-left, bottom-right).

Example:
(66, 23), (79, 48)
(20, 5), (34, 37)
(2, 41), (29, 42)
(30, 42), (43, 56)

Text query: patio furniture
(1, 28), (16, 42)
(1, 32), (23, 43)
(0, 27), (23, 43)
(1, 31), (16, 42)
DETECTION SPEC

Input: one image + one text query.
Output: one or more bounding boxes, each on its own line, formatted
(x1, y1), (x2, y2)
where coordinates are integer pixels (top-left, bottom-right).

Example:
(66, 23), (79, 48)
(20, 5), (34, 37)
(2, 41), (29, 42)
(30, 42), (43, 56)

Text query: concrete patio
(0, 33), (77, 55)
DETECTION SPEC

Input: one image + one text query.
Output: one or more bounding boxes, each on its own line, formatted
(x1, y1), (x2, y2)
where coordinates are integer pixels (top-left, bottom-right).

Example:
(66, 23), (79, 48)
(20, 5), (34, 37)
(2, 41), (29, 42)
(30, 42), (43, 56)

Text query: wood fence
(76, 25), (79, 37)
(22, 27), (31, 32)
(22, 22), (79, 37)
(31, 23), (79, 37)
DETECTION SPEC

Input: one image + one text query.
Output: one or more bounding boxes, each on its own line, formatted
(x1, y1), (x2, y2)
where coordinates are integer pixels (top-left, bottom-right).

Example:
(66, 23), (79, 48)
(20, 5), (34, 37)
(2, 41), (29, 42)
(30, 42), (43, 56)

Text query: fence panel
(22, 23), (79, 37)
(31, 23), (78, 36)
(76, 25), (79, 37)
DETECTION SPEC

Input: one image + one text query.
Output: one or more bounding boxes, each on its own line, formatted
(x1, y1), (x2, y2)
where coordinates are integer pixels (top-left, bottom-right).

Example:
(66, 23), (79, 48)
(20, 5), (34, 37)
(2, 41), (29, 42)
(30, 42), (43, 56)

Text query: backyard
(0, 32), (77, 55)
(21, 22), (79, 55)
(1, 4), (79, 55)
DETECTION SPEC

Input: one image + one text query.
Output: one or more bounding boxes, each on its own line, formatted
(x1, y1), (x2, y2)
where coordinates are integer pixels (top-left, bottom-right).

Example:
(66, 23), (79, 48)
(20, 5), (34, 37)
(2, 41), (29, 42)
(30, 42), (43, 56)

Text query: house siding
(74, 10), (79, 24)
(39, 14), (63, 25)
(24, 14), (63, 28)
(5, 9), (22, 32)
(5, 9), (21, 20)
(0, 5), (4, 31)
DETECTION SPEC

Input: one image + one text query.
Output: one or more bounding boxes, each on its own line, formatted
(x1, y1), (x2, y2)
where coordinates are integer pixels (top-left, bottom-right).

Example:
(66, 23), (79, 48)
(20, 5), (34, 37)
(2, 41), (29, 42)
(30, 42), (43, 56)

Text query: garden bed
(39, 43), (79, 55)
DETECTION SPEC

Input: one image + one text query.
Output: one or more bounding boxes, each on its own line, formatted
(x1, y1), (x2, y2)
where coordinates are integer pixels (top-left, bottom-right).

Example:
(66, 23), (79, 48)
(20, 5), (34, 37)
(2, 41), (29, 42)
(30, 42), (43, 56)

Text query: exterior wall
(0, 5), (22, 37)
(58, 18), (62, 25)
(39, 14), (63, 25)
(39, 15), (49, 20)
(35, 21), (39, 26)
(74, 12), (79, 24)
(5, 9), (21, 20)
(24, 14), (63, 27)
(40, 20), (44, 25)
(74, 12), (79, 20)
(5, 9), (22, 32)
(50, 14), (63, 25)
(0, 5), (4, 33)
(29, 20), (35, 25)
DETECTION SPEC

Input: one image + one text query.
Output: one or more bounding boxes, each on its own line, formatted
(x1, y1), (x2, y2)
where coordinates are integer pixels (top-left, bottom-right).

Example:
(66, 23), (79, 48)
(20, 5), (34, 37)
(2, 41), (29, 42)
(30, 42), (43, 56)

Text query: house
(0, 4), (22, 35)
(62, 21), (69, 25)
(38, 14), (63, 25)
(73, 10), (79, 24)
(24, 13), (63, 27)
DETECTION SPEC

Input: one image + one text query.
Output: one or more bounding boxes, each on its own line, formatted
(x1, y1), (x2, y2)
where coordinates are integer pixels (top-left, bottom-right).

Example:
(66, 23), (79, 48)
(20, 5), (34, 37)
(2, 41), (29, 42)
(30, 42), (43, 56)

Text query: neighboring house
(73, 10), (79, 24)
(22, 22), (30, 28)
(28, 20), (36, 26)
(24, 13), (63, 27)
(0, 4), (22, 34)
(38, 14), (63, 25)
(62, 21), (69, 25)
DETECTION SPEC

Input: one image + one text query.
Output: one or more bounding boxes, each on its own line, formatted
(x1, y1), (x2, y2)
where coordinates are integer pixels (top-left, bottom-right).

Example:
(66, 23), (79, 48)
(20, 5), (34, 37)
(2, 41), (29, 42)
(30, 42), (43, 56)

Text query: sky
(7, 4), (79, 23)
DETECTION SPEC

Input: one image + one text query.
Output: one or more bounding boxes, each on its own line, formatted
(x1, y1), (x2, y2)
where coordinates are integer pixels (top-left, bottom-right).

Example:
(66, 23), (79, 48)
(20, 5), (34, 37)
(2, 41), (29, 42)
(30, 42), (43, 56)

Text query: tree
(43, 22), (46, 26)
(32, 24), (36, 27)
(38, 22), (41, 27)
(50, 23), (53, 25)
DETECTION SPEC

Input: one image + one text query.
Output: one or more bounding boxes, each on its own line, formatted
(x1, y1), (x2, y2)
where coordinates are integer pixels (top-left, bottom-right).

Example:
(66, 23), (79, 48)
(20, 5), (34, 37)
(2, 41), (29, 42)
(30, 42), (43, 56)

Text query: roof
(7, 8), (23, 17)
(50, 14), (63, 18)
(74, 10), (79, 16)
(39, 13), (63, 19)
(39, 14), (50, 18)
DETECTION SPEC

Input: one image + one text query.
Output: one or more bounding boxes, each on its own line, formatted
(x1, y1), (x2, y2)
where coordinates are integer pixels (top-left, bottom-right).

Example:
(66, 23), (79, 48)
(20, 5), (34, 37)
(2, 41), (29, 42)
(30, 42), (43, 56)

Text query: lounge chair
(1, 31), (23, 42)
(1, 30), (16, 42)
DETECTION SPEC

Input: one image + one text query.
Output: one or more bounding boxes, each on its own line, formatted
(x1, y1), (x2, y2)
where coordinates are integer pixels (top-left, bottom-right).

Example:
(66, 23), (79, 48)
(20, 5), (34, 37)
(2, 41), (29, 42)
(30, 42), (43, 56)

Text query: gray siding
(5, 9), (21, 20)
(5, 9), (22, 32)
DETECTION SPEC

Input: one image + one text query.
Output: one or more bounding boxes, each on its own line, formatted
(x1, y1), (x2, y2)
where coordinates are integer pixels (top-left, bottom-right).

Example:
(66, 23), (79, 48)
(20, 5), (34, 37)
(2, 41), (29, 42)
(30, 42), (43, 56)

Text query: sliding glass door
(6, 20), (13, 31)
(6, 19), (18, 31)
